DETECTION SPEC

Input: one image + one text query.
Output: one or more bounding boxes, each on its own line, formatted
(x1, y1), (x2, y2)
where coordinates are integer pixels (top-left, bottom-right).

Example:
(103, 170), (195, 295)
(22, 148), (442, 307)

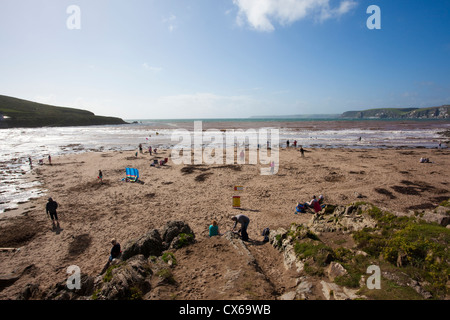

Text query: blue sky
(1, 0), (449, 119)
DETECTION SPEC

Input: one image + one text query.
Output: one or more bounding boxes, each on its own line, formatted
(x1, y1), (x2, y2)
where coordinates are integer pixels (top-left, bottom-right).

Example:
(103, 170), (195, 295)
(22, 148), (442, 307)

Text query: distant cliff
(0, 95), (127, 128)
(341, 105), (450, 119)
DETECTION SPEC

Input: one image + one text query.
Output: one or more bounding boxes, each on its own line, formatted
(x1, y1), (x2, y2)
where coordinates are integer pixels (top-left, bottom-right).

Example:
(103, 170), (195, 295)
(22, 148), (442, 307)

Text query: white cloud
(142, 63), (162, 72)
(233, 0), (357, 31)
(163, 14), (177, 32)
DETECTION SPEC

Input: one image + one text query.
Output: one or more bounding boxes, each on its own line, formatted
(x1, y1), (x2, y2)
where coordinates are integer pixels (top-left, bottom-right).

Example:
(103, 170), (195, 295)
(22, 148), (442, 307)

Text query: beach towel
(126, 167), (139, 182)
(295, 203), (306, 214)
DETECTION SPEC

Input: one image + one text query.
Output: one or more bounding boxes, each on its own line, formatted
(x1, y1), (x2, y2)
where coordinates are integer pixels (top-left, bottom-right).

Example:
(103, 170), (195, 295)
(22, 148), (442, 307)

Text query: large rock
(161, 220), (195, 248)
(269, 227), (304, 272)
(94, 255), (152, 300)
(320, 280), (362, 300)
(122, 229), (163, 260)
(308, 204), (377, 234)
(327, 262), (348, 281)
(42, 273), (95, 300)
(420, 207), (450, 227)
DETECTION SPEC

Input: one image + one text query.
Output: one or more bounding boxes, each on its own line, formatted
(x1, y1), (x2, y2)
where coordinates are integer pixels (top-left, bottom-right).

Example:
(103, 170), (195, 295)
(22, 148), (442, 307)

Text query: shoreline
(0, 146), (449, 299)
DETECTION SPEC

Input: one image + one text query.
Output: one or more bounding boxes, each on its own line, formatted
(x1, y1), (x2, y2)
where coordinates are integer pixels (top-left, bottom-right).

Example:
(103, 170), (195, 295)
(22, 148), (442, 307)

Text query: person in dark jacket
(231, 214), (250, 241)
(100, 239), (122, 275)
(109, 239), (121, 261)
(46, 197), (60, 229)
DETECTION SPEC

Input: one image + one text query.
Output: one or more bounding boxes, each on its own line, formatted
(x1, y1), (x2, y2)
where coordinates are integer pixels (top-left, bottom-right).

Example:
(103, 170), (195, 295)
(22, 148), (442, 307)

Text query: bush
(352, 203), (450, 298)
(294, 240), (334, 266)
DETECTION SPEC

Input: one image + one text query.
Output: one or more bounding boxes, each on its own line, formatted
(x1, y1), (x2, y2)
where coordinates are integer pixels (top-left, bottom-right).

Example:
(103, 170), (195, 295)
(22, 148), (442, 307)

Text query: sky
(0, 0), (449, 119)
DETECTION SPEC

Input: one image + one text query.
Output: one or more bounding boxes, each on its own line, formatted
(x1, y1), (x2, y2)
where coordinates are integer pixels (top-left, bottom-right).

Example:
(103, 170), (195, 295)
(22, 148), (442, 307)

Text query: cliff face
(0, 95), (127, 128)
(341, 106), (450, 119)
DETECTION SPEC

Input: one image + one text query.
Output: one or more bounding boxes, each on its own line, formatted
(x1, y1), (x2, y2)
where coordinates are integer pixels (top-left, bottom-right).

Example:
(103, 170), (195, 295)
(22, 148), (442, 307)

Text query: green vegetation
(439, 199), (450, 207)
(102, 263), (124, 283)
(283, 202), (449, 299)
(172, 233), (195, 249)
(352, 204), (450, 298)
(0, 94), (126, 128)
(128, 286), (143, 300)
(156, 268), (176, 285)
(162, 252), (177, 266)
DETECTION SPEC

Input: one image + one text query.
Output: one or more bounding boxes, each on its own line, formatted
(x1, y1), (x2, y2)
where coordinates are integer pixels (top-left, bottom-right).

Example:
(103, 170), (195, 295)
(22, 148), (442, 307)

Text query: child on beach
(98, 170), (103, 184)
(209, 220), (220, 237)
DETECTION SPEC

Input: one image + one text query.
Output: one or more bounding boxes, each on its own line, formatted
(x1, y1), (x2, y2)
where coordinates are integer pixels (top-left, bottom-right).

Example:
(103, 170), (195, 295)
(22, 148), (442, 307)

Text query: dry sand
(0, 146), (449, 299)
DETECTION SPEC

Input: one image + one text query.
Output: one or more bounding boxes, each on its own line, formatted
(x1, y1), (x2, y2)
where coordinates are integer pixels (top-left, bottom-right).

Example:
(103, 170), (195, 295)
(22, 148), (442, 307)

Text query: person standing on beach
(149, 146), (152, 155)
(98, 170), (103, 184)
(46, 197), (60, 230)
(300, 147), (305, 157)
(287, 140), (290, 148)
(231, 214), (250, 241)
(48, 155), (52, 165)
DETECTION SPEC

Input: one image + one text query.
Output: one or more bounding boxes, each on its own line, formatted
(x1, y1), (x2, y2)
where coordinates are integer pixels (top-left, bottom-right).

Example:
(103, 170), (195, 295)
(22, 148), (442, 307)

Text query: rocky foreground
(10, 202), (449, 301)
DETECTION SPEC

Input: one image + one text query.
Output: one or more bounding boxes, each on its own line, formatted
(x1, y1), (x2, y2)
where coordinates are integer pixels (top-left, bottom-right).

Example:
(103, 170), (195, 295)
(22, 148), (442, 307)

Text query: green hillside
(341, 106), (450, 119)
(0, 95), (127, 128)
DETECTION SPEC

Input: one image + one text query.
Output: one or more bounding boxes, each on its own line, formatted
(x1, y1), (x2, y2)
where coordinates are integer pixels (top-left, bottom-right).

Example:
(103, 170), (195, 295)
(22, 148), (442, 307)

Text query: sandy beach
(1, 146), (449, 299)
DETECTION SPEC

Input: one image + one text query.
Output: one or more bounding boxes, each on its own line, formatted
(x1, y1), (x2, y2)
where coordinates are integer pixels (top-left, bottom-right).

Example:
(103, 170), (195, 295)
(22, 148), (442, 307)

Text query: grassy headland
(0, 95), (127, 128)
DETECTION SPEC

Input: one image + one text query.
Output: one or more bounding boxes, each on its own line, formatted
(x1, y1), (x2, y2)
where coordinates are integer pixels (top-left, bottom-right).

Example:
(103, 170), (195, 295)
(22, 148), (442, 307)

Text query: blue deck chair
(126, 167), (139, 182)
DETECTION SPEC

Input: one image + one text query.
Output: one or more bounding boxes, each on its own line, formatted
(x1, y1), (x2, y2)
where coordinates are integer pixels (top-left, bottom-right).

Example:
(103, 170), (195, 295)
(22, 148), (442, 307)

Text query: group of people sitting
(296, 195), (325, 214)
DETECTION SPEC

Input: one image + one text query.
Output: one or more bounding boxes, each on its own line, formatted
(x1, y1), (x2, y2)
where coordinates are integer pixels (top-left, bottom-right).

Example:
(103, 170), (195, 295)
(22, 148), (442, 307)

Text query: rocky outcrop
(121, 229), (164, 260)
(418, 205), (450, 227)
(268, 221), (367, 300)
(308, 204), (377, 234)
(17, 221), (195, 300)
(121, 220), (196, 260)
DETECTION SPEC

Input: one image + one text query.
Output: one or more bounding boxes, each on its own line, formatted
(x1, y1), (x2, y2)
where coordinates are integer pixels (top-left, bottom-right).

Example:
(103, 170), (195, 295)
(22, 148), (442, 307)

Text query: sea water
(0, 119), (448, 214)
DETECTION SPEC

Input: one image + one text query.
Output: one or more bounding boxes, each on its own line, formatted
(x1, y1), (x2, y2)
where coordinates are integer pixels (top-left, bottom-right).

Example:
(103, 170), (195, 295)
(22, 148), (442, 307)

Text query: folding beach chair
(126, 167), (139, 182)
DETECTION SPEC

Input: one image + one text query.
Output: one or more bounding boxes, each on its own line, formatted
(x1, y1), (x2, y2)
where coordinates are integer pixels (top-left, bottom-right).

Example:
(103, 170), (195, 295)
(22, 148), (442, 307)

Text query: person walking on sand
(300, 147), (305, 157)
(231, 214), (250, 241)
(48, 154), (52, 165)
(46, 197), (60, 230)
(286, 140), (290, 148)
(98, 170), (103, 184)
